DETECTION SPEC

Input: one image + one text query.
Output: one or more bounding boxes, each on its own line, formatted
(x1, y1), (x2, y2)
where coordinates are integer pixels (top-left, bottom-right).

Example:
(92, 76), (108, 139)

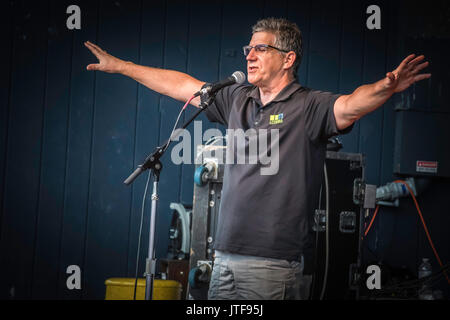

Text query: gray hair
(252, 17), (303, 78)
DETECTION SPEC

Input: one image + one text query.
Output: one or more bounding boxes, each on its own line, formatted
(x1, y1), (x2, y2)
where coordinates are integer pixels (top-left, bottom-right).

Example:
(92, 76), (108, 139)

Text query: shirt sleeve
(204, 83), (246, 126)
(304, 89), (354, 143)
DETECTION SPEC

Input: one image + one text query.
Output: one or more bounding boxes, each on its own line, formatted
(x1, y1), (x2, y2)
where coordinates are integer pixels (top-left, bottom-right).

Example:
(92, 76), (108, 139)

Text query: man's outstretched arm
(334, 54), (431, 130)
(84, 41), (205, 107)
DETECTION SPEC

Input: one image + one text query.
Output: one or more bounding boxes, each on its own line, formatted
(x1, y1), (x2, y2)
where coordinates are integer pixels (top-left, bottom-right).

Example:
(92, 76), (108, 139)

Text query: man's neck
(258, 74), (294, 106)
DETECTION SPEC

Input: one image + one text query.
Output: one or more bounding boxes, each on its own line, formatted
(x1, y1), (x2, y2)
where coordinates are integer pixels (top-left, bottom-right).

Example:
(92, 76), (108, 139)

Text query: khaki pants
(208, 250), (308, 300)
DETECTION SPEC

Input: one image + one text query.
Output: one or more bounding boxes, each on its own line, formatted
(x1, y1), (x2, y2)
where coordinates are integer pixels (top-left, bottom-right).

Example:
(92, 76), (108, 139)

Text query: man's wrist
(119, 60), (133, 75)
(378, 77), (396, 95)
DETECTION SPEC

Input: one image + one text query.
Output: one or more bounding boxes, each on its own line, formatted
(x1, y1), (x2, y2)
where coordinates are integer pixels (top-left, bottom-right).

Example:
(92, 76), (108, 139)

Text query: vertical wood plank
(126, 0), (165, 279)
(82, 0), (141, 299)
(156, 0), (190, 261)
(379, 0), (400, 186)
(220, 0), (264, 80)
(358, 0), (388, 186)
(58, 0), (99, 300)
(306, 0), (342, 92)
(0, 0), (49, 299)
(337, 0), (366, 153)
(287, 0), (312, 86)
(178, 0), (223, 208)
(0, 0), (14, 251)
(263, 0), (287, 18)
(31, 0), (74, 299)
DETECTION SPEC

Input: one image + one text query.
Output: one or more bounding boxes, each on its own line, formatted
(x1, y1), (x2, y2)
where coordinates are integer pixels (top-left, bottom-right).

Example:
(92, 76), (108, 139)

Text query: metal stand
(123, 91), (216, 300)
(145, 166), (160, 300)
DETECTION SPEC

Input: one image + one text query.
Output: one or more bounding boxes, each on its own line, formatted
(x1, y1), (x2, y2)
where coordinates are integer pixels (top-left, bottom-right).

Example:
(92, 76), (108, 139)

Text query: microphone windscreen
(232, 71), (246, 84)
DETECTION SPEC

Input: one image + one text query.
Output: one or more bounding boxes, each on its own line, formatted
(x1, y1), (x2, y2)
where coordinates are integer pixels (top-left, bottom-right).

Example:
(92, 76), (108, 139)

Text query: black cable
(368, 263), (450, 298)
(319, 163), (330, 300)
(399, 263), (449, 288)
(392, 264), (450, 290)
(133, 170), (153, 300)
(163, 105), (186, 152)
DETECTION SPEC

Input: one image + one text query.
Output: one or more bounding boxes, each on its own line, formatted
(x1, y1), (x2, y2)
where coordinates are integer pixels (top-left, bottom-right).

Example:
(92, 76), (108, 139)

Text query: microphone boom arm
(123, 91), (217, 186)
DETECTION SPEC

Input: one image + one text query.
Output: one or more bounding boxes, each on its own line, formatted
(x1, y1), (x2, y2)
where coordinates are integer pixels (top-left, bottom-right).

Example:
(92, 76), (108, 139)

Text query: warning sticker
(416, 161), (438, 174)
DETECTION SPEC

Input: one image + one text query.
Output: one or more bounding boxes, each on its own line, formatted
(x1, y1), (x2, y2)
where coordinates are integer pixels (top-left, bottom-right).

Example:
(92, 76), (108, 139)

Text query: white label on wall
(416, 161), (438, 174)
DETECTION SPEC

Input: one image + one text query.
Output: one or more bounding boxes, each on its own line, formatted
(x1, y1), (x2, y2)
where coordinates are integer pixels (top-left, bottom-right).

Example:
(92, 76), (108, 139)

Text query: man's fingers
(86, 63), (100, 71)
(412, 61), (429, 74)
(84, 42), (101, 57)
(85, 40), (99, 50)
(84, 41), (104, 59)
(85, 41), (101, 54)
(414, 73), (431, 82)
(407, 55), (425, 68)
(88, 41), (107, 55)
(399, 54), (416, 69)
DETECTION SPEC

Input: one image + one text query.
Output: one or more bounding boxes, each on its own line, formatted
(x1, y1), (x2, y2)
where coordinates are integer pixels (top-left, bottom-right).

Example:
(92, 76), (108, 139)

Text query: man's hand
(384, 54), (431, 93)
(84, 40), (204, 106)
(334, 54), (431, 130)
(84, 41), (127, 73)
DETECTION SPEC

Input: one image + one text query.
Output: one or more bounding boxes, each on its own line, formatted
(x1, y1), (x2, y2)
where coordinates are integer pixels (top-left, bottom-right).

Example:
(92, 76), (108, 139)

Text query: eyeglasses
(242, 44), (290, 56)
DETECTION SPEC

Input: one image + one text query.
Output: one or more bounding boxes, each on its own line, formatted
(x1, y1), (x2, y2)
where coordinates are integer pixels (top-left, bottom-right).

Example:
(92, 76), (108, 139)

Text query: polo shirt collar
(246, 80), (303, 105)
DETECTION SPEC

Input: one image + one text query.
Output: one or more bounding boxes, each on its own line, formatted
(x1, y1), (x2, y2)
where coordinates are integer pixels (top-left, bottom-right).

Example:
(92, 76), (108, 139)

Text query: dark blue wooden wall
(1, 0), (449, 299)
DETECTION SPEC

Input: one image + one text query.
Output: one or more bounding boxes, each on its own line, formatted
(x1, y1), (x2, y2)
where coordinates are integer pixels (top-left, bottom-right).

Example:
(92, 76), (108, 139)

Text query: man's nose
(246, 48), (257, 61)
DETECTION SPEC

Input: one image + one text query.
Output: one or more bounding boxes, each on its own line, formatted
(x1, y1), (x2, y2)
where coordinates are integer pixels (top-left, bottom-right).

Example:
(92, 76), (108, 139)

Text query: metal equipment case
(309, 151), (366, 300)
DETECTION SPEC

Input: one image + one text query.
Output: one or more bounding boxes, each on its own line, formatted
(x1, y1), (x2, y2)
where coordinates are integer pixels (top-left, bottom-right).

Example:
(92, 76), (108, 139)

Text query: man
(85, 18), (430, 300)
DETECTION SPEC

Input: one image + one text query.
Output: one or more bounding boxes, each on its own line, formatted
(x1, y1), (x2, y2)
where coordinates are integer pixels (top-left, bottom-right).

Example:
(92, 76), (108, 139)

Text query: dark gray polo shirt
(204, 80), (353, 262)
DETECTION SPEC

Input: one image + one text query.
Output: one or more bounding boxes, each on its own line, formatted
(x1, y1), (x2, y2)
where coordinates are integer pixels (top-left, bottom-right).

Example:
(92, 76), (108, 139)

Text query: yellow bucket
(105, 278), (182, 300)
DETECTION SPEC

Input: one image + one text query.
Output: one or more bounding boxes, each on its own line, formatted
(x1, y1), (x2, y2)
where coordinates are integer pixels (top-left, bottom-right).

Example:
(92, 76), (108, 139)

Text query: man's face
(246, 32), (285, 87)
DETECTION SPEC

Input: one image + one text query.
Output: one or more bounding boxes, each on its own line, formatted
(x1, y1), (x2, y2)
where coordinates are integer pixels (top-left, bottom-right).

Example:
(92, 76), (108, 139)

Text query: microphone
(194, 71), (246, 97)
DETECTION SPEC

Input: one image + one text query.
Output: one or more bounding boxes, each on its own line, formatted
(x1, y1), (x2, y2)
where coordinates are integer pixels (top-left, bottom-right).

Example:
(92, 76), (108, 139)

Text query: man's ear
(283, 51), (296, 70)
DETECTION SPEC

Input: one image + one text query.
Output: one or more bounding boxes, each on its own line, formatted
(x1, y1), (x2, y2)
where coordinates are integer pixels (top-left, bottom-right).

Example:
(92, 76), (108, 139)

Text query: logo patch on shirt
(269, 113), (284, 125)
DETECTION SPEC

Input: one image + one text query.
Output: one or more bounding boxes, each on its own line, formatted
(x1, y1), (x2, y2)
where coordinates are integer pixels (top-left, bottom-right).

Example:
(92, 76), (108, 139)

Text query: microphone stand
(124, 92), (216, 300)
